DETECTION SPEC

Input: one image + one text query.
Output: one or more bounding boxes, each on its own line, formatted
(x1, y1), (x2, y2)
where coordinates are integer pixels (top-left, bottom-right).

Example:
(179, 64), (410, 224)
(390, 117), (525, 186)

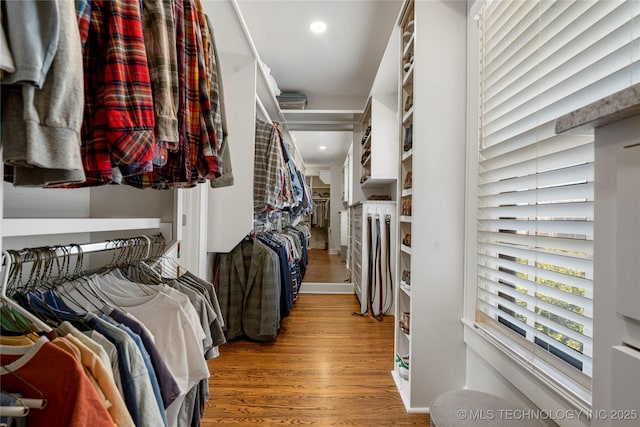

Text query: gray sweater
(2, 0), (85, 186)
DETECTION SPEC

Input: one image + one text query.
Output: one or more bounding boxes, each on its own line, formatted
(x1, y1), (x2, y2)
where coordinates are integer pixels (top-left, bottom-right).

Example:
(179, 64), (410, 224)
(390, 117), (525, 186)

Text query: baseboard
(300, 282), (354, 294)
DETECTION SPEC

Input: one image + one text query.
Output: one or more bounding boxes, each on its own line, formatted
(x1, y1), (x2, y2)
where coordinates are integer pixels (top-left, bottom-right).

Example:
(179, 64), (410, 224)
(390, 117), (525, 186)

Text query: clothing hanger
(0, 251), (53, 333)
(115, 235), (162, 291)
(0, 388), (30, 418)
(0, 365), (47, 411)
(0, 299), (33, 333)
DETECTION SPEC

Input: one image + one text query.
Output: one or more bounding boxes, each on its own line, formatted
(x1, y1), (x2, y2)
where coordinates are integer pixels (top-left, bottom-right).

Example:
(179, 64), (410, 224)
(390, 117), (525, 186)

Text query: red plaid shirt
(127, 0), (219, 189)
(80, 0), (155, 185)
(126, 0), (187, 189)
(191, 0), (219, 182)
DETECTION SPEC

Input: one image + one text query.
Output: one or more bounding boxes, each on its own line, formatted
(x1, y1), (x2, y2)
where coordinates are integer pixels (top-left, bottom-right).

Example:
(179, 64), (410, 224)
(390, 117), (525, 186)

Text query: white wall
(591, 116), (640, 427)
(207, 54), (256, 253)
(329, 161), (342, 253)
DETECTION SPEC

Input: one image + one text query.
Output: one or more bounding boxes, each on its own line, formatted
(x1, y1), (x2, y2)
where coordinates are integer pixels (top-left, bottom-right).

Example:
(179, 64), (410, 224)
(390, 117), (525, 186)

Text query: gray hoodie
(2, 0), (85, 186)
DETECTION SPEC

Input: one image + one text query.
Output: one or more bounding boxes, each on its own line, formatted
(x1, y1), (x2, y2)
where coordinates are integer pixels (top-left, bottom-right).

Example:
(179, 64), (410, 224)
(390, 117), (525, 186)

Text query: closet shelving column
(394, 0), (415, 404)
(358, 92), (399, 189)
(360, 99), (373, 185)
(391, 0), (466, 413)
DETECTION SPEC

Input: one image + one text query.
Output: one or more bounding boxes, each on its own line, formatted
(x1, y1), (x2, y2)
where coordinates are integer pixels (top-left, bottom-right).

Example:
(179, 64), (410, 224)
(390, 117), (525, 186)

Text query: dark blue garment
(257, 234), (293, 318)
(83, 314), (142, 426)
(19, 291), (79, 324)
(108, 308), (181, 409)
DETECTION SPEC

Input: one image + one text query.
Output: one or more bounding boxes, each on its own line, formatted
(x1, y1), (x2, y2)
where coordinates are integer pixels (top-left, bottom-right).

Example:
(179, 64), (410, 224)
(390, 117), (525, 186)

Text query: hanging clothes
(2, 0), (228, 190)
(311, 199), (329, 228)
(214, 224), (309, 341)
(124, 0), (223, 189)
(254, 118), (287, 212)
(0, 337), (116, 427)
(216, 237), (281, 341)
(2, 0), (86, 186)
(0, 6), (16, 79)
(1, 242), (225, 427)
(275, 124), (303, 205)
(206, 14), (234, 188)
(141, 0), (179, 145)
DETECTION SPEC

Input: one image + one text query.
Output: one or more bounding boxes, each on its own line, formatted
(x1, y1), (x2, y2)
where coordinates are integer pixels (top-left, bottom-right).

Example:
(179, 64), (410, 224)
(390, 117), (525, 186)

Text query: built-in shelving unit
(391, 0), (467, 413)
(394, 2), (415, 400)
(357, 27), (400, 192)
(360, 99), (373, 185)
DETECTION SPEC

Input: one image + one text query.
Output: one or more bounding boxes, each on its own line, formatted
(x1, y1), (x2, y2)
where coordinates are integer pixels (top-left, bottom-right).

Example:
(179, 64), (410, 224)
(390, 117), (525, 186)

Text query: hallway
(203, 294), (429, 426)
(303, 249), (350, 283)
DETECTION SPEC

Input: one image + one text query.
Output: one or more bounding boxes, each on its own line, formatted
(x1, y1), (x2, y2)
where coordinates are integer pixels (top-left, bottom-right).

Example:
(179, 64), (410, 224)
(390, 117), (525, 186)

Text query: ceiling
(236, 0), (403, 166)
(291, 131), (352, 167)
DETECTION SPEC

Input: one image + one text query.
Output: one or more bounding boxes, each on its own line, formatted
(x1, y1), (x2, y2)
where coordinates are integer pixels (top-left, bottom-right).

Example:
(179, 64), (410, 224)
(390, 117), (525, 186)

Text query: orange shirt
(0, 337), (115, 427)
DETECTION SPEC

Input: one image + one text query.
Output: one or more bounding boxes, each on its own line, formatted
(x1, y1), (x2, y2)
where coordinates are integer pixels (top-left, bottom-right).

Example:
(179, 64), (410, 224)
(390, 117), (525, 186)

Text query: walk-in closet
(2, 0), (640, 426)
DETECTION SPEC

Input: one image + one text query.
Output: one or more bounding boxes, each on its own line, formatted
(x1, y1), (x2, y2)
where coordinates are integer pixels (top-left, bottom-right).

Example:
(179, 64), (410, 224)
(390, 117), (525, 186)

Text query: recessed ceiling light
(319, 145), (327, 150)
(310, 21), (327, 34)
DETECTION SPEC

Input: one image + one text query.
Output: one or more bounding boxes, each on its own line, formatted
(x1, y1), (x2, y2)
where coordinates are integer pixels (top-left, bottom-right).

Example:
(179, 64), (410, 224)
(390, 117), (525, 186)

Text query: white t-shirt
(87, 277), (209, 427)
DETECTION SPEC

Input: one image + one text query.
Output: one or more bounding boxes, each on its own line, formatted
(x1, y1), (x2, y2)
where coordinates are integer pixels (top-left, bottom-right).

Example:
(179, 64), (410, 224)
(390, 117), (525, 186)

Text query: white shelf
(281, 109), (361, 132)
(361, 132), (371, 147)
(402, 149), (413, 162)
(361, 177), (396, 187)
(391, 370), (411, 410)
(402, 106), (414, 124)
(403, 33), (415, 58)
(400, 216), (412, 223)
(402, 64), (414, 87)
(400, 282), (411, 296)
(402, 189), (413, 197)
(3, 218), (164, 237)
(361, 154), (372, 165)
(401, 244), (412, 255)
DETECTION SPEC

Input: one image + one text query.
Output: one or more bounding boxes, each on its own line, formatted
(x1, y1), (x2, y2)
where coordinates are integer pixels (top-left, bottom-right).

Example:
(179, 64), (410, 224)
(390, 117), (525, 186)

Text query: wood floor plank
(303, 249), (350, 283)
(202, 294), (429, 426)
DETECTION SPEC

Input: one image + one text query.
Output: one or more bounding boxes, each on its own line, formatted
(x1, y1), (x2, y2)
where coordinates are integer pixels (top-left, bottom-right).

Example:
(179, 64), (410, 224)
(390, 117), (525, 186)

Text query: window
(475, 0), (640, 391)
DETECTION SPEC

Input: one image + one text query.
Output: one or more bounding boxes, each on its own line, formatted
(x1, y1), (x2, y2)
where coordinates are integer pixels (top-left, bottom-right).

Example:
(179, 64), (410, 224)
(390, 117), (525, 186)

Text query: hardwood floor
(303, 249), (350, 283)
(203, 294), (430, 426)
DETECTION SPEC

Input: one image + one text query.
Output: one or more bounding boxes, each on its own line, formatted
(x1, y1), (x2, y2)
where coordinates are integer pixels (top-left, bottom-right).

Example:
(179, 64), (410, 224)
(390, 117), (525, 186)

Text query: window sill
(462, 318), (592, 419)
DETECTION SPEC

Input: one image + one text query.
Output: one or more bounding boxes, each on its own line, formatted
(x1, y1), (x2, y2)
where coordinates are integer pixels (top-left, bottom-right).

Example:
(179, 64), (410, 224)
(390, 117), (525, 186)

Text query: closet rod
(256, 96), (271, 122)
(4, 235), (162, 265)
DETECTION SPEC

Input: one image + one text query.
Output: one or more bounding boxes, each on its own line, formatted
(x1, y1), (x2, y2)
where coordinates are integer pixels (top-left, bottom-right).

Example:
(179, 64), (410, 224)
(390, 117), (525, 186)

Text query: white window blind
(477, 0), (640, 387)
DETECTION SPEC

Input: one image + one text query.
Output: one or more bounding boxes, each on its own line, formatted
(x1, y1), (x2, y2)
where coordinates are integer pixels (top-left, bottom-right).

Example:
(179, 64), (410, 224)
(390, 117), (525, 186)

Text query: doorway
(302, 173), (350, 284)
